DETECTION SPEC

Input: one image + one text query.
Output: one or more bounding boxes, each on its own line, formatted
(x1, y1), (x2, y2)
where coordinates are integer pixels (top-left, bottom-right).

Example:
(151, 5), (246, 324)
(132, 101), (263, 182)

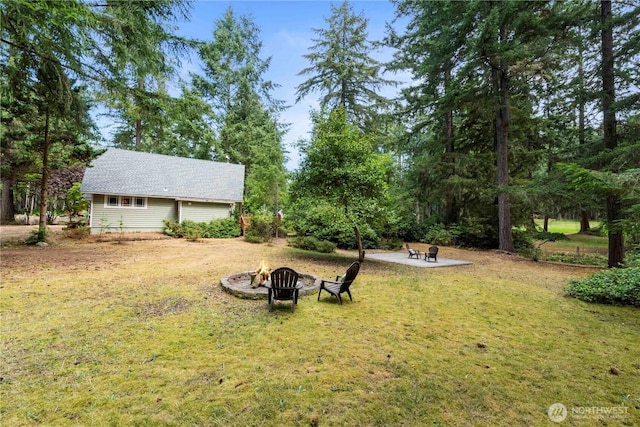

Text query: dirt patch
(0, 225), (65, 244)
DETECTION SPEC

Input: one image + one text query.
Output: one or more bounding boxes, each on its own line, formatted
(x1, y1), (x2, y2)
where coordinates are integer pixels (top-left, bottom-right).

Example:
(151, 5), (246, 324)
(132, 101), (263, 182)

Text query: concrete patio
(366, 251), (473, 268)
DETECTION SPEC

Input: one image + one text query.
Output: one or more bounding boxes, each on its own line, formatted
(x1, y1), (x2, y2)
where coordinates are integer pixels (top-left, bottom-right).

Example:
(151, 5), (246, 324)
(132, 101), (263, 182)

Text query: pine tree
(193, 8), (287, 213)
(296, 0), (395, 130)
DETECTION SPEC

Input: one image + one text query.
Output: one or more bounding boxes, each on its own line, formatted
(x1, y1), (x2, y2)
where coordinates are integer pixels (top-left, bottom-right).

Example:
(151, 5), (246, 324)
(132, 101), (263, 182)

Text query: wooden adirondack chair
(405, 243), (421, 259)
(425, 245), (439, 262)
(317, 262), (360, 305)
(268, 267), (301, 312)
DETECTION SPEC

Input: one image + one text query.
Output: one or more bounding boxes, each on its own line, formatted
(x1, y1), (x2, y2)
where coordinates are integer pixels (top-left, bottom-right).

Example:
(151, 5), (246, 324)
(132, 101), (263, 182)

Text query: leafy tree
(296, 0), (395, 130)
(290, 108), (392, 261)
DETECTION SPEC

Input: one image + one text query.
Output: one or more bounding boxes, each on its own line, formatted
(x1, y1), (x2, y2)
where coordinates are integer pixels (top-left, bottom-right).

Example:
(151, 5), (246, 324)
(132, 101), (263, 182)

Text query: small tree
(290, 108), (392, 262)
(65, 182), (89, 228)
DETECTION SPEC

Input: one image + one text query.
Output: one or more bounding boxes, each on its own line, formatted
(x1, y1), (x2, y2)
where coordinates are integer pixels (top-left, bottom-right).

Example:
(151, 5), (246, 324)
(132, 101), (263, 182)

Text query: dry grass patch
(1, 236), (638, 426)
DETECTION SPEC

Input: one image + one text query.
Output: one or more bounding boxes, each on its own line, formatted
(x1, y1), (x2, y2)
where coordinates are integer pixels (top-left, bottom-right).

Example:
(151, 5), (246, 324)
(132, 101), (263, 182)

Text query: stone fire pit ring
(220, 270), (321, 300)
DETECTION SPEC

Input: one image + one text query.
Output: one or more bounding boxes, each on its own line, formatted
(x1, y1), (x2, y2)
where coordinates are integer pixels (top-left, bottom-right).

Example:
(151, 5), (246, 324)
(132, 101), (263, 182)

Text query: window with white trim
(104, 195), (147, 208)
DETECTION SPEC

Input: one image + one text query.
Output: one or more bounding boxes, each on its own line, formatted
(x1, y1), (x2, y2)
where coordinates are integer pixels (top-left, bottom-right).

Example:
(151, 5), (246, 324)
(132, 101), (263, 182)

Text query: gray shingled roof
(81, 148), (245, 202)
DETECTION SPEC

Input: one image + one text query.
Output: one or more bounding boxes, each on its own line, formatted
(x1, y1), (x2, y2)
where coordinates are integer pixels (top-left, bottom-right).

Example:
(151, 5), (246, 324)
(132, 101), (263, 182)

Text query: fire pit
(221, 268), (321, 300)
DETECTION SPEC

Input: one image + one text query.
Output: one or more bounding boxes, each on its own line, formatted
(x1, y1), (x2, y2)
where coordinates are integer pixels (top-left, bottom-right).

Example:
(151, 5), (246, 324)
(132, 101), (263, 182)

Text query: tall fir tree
(296, 0), (395, 130)
(193, 8), (287, 213)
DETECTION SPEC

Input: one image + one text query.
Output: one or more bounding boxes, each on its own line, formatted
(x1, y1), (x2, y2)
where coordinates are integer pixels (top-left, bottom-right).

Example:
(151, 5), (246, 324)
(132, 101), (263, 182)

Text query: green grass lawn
(534, 218), (603, 234)
(533, 219), (610, 267)
(1, 236), (638, 426)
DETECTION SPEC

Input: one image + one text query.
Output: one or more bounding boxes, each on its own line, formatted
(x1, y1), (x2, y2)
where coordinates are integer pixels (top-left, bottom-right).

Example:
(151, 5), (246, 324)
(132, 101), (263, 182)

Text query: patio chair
(268, 267), (301, 312)
(425, 245), (438, 262)
(317, 262), (360, 305)
(405, 243), (421, 259)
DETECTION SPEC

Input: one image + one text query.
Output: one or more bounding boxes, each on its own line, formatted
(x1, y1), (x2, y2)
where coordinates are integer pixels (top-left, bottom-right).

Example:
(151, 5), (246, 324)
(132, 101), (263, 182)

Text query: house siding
(181, 201), (230, 223)
(90, 195), (177, 234)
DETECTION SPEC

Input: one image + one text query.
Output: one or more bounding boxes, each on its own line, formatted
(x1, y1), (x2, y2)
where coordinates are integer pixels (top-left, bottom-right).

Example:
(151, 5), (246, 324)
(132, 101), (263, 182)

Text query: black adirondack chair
(317, 262), (360, 305)
(268, 267), (301, 312)
(425, 245), (439, 262)
(405, 243), (421, 259)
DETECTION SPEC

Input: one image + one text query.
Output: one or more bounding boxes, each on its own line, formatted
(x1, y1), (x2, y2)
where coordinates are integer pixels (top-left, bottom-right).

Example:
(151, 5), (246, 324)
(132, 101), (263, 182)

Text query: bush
(533, 231), (570, 242)
(544, 253), (607, 267)
(422, 223), (458, 246)
(512, 229), (534, 253)
(287, 236), (336, 253)
(625, 249), (640, 268)
(290, 203), (380, 249)
(244, 214), (273, 243)
(396, 215), (438, 243)
(455, 224), (499, 249)
(565, 267), (640, 306)
(25, 228), (48, 245)
(201, 218), (241, 238)
(163, 218), (241, 239)
(380, 237), (403, 251)
(163, 219), (185, 238)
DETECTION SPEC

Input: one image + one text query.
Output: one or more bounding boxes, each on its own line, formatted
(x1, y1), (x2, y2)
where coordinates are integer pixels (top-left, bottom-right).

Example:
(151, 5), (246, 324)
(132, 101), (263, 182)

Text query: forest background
(1, 0), (639, 267)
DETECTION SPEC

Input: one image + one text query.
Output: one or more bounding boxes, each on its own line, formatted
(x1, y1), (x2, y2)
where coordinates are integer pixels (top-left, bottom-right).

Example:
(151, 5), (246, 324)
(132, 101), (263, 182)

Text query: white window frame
(104, 195), (147, 209)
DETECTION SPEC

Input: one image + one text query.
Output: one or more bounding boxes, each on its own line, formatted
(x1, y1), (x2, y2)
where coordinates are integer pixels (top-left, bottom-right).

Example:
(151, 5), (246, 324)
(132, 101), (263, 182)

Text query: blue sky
(172, 0), (403, 170)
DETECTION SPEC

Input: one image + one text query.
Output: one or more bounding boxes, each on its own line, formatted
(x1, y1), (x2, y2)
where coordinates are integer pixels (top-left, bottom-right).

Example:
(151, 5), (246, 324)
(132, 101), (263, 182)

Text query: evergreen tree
(296, 0), (395, 130)
(1, 1), (98, 230)
(193, 8), (287, 213)
(95, 0), (192, 151)
(388, 0), (575, 251)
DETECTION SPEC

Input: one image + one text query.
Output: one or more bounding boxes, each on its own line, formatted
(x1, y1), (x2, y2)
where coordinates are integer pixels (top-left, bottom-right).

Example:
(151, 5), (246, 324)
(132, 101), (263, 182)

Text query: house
(81, 148), (245, 234)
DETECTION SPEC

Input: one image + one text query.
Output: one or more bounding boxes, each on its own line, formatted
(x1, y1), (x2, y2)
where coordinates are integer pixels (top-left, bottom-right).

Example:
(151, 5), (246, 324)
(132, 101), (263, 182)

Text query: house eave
(85, 191), (241, 204)
(175, 197), (242, 204)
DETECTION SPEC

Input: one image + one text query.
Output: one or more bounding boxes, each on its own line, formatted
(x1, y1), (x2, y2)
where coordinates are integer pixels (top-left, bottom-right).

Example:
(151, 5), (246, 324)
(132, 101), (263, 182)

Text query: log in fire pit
(221, 265), (321, 300)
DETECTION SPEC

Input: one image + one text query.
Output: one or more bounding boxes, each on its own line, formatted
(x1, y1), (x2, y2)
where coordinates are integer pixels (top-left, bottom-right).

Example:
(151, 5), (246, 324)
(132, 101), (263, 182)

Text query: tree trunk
(37, 110), (51, 238)
(606, 195), (624, 268)
(577, 44), (591, 235)
(601, 0), (624, 267)
(443, 65), (458, 225)
(543, 215), (549, 232)
(1, 177), (16, 224)
(135, 78), (144, 149)
(353, 225), (364, 263)
(493, 22), (514, 253)
(579, 210), (590, 233)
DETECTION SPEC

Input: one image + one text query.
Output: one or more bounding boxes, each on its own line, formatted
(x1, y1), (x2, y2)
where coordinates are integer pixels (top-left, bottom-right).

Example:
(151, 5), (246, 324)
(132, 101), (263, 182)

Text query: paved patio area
(366, 251), (473, 268)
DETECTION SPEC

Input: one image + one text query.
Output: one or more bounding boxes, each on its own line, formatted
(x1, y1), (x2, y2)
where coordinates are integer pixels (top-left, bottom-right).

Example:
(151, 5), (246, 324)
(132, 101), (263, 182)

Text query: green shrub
(625, 249), (640, 268)
(163, 219), (185, 238)
(290, 203), (379, 249)
(452, 222), (499, 249)
(244, 234), (266, 244)
(244, 214), (272, 243)
(163, 218), (241, 239)
(533, 231), (570, 242)
(394, 212), (443, 243)
(287, 236), (336, 253)
(512, 229), (534, 253)
(201, 218), (241, 238)
(544, 253), (607, 267)
(25, 228), (48, 245)
(380, 237), (403, 251)
(565, 267), (640, 306)
(423, 223), (458, 246)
